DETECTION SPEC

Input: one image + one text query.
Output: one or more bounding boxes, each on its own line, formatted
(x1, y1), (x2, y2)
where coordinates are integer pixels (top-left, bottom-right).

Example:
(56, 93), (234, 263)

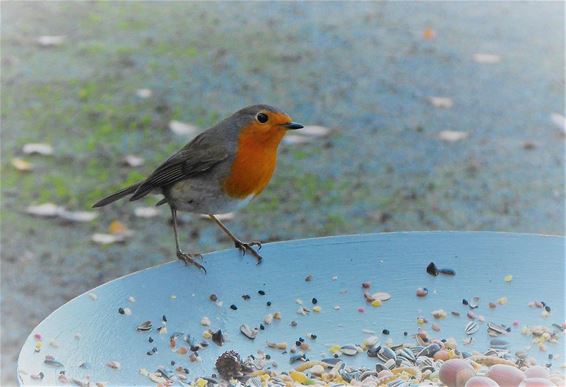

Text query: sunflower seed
(396, 347), (416, 363)
(137, 321), (152, 331)
(417, 343), (441, 358)
(487, 322), (507, 336)
(377, 346), (397, 363)
(465, 321), (479, 335)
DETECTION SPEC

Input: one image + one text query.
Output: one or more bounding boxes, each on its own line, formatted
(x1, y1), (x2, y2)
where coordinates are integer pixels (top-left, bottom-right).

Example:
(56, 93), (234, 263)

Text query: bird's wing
(129, 133), (230, 201)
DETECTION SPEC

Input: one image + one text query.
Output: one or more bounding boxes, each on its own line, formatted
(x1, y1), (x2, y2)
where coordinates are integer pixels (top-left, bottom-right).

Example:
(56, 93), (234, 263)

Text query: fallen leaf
(22, 143), (54, 156)
(300, 125), (332, 137)
(473, 53), (501, 64)
(200, 212), (235, 221)
(169, 120), (199, 136)
(438, 130), (468, 142)
(136, 89), (152, 98)
(122, 155), (144, 167)
(423, 27), (436, 40)
(37, 36), (65, 47)
(91, 233), (125, 245)
(428, 97), (453, 109)
(283, 134), (314, 145)
(550, 113), (566, 134)
(134, 207), (160, 218)
(11, 158), (33, 171)
(26, 203), (62, 217)
(108, 220), (128, 235)
(58, 209), (98, 222)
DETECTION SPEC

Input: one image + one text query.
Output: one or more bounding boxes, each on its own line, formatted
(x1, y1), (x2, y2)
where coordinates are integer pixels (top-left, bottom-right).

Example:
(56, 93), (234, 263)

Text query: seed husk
(44, 356), (64, 368)
(137, 321), (152, 331)
(426, 262), (439, 276)
(212, 329), (224, 346)
(340, 345), (359, 356)
(240, 324), (258, 340)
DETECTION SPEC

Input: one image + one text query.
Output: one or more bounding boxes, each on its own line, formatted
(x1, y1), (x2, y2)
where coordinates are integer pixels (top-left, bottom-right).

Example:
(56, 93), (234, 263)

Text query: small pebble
(465, 376), (500, 387)
(416, 288), (428, 297)
(504, 274), (513, 282)
(518, 378), (554, 387)
(487, 364), (525, 387)
(357, 307), (365, 313)
(524, 366), (550, 379)
(439, 359), (476, 387)
(230, 304), (238, 310)
(88, 293), (98, 301)
(258, 290), (265, 296)
(128, 296), (136, 303)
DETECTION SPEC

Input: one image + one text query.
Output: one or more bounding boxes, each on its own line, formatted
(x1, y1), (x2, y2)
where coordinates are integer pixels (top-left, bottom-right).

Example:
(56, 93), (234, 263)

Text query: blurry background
(1, 2), (564, 384)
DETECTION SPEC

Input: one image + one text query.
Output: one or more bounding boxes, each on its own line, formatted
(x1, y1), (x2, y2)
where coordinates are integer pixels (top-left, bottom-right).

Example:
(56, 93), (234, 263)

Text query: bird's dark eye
(256, 112), (268, 123)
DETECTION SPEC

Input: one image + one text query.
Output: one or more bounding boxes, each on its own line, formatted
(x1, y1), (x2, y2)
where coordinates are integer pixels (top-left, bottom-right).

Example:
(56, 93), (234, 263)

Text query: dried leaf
(473, 53), (501, 64)
(423, 27), (436, 40)
(37, 36), (65, 47)
(26, 203), (62, 217)
(91, 233), (125, 245)
(169, 120), (199, 136)
(11, 158), (33, 171)
(438, 130), (468, 142)
(428, 97), (453, 109)
(58, 209), (98, 222)
(22, 143), (53, 156)
(134, 207), (159, 218)
(108, 220), (128, 235)
(122, 155), (144, 167)
(135, 89), (152, 98)
(550, 113), (566, 134)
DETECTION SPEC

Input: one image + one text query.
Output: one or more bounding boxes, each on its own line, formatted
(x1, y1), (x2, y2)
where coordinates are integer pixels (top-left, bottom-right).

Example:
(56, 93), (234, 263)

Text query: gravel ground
(1, 2), (564, 385)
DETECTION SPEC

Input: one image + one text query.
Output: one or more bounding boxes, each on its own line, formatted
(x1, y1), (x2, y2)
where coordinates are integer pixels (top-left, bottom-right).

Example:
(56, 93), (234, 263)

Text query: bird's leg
(208, 214), (263, 263)
(170, 206), (206, 273)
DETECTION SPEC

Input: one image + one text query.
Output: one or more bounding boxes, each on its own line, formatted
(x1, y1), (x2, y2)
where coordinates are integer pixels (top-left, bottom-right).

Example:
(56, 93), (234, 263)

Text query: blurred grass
(1, 2), (564, 385)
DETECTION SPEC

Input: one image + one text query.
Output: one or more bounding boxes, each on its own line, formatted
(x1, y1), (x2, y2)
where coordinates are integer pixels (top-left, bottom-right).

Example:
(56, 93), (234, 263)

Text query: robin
(93, 104), (303, 272)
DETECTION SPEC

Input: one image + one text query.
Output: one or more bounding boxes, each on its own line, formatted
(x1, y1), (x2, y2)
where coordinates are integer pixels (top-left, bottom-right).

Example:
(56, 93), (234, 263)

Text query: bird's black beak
(282, 122), (304, 130)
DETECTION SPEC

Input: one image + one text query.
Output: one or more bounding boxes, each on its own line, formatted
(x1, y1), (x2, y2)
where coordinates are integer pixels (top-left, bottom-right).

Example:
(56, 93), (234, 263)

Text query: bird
(93, 104), (303, 272)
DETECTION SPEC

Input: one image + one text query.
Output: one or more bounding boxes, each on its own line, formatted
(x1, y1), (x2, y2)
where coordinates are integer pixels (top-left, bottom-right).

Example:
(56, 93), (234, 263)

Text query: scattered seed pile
(20, 262), (565, 386)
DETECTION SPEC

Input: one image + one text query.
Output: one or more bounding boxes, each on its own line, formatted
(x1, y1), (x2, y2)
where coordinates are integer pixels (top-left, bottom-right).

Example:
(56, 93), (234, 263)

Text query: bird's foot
(176, 251), (206, 273)
(234, 240), (263, 263)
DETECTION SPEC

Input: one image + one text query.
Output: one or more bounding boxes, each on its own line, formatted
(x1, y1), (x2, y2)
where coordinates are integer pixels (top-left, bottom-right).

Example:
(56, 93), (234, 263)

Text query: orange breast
(223, 123), (286, 199)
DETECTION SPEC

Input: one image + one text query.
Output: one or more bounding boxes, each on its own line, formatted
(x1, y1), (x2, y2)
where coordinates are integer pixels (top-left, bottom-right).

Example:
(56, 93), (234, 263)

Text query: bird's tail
(92, 182), (142, 208)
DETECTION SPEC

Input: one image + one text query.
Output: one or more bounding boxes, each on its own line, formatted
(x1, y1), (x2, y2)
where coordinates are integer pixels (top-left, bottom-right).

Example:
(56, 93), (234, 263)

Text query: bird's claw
(234, 240), (263, 264)
(176, 251), (206, 273)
